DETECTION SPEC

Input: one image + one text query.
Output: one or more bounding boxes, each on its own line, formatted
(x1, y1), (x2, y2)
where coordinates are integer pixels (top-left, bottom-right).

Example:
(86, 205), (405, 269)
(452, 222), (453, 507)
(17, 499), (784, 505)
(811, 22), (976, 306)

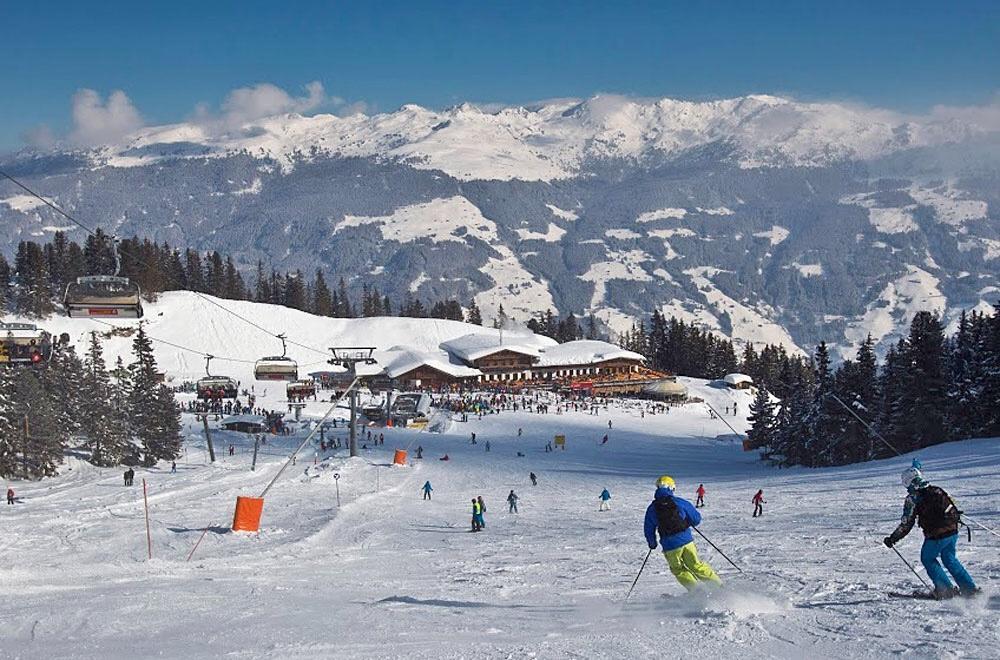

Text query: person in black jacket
(884, 466), (978, 599)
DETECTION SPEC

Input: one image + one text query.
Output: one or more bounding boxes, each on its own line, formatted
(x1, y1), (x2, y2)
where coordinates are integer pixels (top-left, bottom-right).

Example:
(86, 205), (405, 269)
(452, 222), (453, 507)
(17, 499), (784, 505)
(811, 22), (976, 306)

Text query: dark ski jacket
(644, 487), (700, 551)
(888, 484), (960, 543)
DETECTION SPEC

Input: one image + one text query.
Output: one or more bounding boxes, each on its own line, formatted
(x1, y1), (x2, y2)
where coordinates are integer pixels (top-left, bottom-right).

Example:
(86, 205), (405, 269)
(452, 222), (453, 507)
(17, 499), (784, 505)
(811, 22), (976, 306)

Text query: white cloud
(203, 81), (331, 131)
(21, 124), (55, 149)
(70, 89), (144, 146)
(930, 94), (1000, 132)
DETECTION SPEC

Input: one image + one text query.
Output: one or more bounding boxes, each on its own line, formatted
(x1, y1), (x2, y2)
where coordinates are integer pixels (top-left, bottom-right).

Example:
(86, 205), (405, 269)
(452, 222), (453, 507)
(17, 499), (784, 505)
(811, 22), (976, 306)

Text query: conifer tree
(746, 384), (775, 450)
(81, 332), (130, 465)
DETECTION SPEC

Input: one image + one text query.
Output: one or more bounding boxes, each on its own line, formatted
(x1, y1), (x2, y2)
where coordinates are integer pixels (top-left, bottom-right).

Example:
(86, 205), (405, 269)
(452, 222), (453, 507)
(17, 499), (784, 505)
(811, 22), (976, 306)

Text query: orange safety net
(232, 496), (265, 532)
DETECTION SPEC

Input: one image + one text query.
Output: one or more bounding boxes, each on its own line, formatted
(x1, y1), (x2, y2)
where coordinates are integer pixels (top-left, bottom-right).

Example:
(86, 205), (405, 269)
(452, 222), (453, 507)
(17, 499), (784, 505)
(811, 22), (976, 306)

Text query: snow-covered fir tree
(126, 324), (182, 466)
(81, 332), (131, 466)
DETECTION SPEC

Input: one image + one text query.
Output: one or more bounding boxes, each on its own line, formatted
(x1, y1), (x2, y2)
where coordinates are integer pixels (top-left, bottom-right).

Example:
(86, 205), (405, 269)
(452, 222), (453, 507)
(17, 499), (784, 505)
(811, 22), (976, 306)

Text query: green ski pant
(664, 541), (722, 590)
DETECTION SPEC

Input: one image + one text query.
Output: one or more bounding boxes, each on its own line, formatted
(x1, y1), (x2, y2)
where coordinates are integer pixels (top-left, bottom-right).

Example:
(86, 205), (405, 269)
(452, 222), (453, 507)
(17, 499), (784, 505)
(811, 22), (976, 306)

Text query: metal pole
(142, 479), (153, 560)
(692, 526), (743, 573)
(334, 474), (341, 507)
(962, 514), (1000, 540)
(201, 415), (216, 463)
(251, 435), (260, 472)
(259, 378), (359, 498)
(349, 389), (358, 457)
(186, 523), (214, 562)
(890, 545), (931, 589)
(625, 548), (654, 601)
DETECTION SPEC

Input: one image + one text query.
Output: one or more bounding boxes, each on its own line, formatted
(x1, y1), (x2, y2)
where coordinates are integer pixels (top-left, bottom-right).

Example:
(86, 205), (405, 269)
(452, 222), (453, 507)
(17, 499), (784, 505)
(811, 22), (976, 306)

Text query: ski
(888, 591), (938, 600)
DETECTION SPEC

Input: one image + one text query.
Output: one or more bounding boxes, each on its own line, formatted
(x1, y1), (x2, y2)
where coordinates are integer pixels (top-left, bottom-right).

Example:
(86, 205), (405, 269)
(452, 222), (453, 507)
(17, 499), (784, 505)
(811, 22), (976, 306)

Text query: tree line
(747, 308), (1000, 467)
(1, 230), (487, 325)
(0, 325), (182, 478)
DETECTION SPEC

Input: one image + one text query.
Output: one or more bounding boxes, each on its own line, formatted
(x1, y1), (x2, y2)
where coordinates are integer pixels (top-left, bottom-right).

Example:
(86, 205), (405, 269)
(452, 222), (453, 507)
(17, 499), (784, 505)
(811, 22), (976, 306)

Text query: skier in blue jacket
(644, 475), (721, 591)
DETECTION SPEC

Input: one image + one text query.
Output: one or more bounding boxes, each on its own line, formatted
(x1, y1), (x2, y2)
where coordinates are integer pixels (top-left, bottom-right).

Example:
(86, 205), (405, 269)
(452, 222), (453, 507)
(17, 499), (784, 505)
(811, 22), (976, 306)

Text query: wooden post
(201, 415), (216, 463)
(142, 479), (152, 560)
(251, 435), (260, 472)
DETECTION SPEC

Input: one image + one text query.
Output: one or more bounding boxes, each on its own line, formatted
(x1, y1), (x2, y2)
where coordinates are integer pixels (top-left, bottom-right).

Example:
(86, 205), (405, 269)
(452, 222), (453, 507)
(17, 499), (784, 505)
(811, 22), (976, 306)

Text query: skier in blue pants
(884, 467), (978, 599)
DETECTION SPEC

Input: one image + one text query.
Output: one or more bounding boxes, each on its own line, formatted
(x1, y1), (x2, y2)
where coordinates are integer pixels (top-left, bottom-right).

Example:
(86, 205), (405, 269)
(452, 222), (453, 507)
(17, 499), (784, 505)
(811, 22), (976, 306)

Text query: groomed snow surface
(2, 375), (998, 658)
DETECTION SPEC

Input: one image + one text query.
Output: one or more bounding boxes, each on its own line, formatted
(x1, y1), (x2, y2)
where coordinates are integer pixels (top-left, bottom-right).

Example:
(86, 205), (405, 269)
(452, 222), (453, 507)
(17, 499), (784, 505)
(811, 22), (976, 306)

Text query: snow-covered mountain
(2, 94), (999, 357)
(63, 95), (988, 181)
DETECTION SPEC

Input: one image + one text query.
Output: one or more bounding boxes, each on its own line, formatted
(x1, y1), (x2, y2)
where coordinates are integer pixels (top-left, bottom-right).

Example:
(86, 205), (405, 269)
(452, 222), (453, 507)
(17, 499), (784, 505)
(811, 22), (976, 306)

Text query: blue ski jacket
(644, 487), (701, 551)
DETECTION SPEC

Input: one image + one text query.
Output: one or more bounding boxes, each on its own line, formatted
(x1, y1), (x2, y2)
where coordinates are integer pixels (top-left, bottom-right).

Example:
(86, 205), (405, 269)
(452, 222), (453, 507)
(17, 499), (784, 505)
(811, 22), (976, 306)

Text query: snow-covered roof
(642, 379), (689, 398)
(723, 373), (754, 386)
(535, 340), (646, 368)
(439, 332), (554, 363)
(381, 348), (482, 379)
(221, 414), (266, 426)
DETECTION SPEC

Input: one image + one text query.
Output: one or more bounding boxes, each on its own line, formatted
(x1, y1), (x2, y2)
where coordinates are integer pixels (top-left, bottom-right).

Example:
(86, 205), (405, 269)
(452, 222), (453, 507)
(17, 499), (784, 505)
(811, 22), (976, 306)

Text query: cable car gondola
(254, 334), (298, 381)
(0, 323), (53, 366)
(196, 356), (238, 400)
(63, 238), (143, 318)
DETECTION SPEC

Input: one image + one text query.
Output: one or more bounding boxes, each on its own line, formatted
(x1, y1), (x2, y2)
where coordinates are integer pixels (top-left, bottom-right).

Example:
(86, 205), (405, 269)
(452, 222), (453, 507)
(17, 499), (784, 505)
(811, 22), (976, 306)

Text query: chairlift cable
(1, 169), (331, 358)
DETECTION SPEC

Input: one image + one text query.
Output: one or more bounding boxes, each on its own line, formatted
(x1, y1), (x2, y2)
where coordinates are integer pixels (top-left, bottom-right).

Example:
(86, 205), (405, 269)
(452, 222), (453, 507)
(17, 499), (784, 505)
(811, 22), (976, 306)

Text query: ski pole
(962, 514), (1000, 540)
(692, 527), (743, 573)
(625, 548), (654, 601)
(890, 546), (930, 590)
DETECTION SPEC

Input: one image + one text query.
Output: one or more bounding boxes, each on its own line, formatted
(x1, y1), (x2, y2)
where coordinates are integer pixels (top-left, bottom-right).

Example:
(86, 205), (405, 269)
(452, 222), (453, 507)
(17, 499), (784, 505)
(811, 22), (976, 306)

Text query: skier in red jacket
(6, 487), (14, 505)
(752, 489), (766, 517)
(695, 484), (706, 508)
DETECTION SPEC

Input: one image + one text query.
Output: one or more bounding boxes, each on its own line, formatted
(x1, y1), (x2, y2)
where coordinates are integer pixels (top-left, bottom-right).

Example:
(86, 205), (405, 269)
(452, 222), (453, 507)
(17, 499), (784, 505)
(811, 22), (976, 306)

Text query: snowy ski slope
(1, 376), (998, 658)
(2, 295), (998, 658)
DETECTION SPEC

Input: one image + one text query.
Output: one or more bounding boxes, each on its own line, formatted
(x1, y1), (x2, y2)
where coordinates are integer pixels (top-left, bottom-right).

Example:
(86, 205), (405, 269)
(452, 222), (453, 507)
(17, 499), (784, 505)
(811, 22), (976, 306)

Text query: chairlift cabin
(286, 379), (316, 399)
(64, 276), (143, 318)
(255, 334), (298, 381)
(196, 376), (239, 400)
(255, 357), (298, 381)
(0, 323), (53, 366)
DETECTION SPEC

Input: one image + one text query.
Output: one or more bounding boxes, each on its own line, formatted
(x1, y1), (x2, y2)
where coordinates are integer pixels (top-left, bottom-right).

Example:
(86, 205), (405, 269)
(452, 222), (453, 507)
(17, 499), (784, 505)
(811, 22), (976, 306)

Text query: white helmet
(901, 467), (922, 488)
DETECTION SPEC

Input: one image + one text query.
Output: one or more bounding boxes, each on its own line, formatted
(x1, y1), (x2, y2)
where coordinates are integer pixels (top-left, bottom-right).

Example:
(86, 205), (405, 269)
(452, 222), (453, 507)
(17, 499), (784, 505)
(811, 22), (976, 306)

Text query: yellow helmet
(656, 475), (676, 490)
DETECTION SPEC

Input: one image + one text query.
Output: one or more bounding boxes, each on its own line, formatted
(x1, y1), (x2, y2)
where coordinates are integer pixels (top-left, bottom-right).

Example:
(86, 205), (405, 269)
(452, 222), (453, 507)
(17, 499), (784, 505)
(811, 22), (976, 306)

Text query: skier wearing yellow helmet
(644, 475), (722, 591)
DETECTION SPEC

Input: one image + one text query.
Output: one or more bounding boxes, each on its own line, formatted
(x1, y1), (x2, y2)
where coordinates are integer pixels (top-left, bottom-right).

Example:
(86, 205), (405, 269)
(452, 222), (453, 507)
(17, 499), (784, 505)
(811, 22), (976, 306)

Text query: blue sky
(1, 0), (997, 150)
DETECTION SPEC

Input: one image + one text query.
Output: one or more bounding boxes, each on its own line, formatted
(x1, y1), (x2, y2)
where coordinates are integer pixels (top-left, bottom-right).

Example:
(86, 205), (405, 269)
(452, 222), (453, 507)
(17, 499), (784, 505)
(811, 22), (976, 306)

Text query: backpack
(916, 486), (961, 532)
(654, 496), (689, 537)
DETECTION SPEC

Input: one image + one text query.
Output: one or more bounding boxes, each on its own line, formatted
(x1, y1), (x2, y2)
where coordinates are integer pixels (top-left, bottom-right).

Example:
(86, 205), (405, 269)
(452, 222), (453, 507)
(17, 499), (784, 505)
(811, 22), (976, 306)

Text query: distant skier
(599, 488), (611, 511)
(416, 445), (423, 459)
(752, 489), (765, 517)
(171, 461), (177, 474)
(601, 434), (608, 445)
(884, 467), (979, 599)
(507, 490), (519, 513)
(422, 481), (433, 500)
(608, 420), (612, 429)
(471, 498), (485, 532)
(471, 432), (477, 445)
(6, 487), (14, 505)
(477, 496), (487, 528)
(696, 484), (706, 508)
(644, 475), (721, 591)
(529, 472), (537, 486)
(439, 454), (450, 461)
(518, 428), (522, 437)
(485, 441), (491, 452)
